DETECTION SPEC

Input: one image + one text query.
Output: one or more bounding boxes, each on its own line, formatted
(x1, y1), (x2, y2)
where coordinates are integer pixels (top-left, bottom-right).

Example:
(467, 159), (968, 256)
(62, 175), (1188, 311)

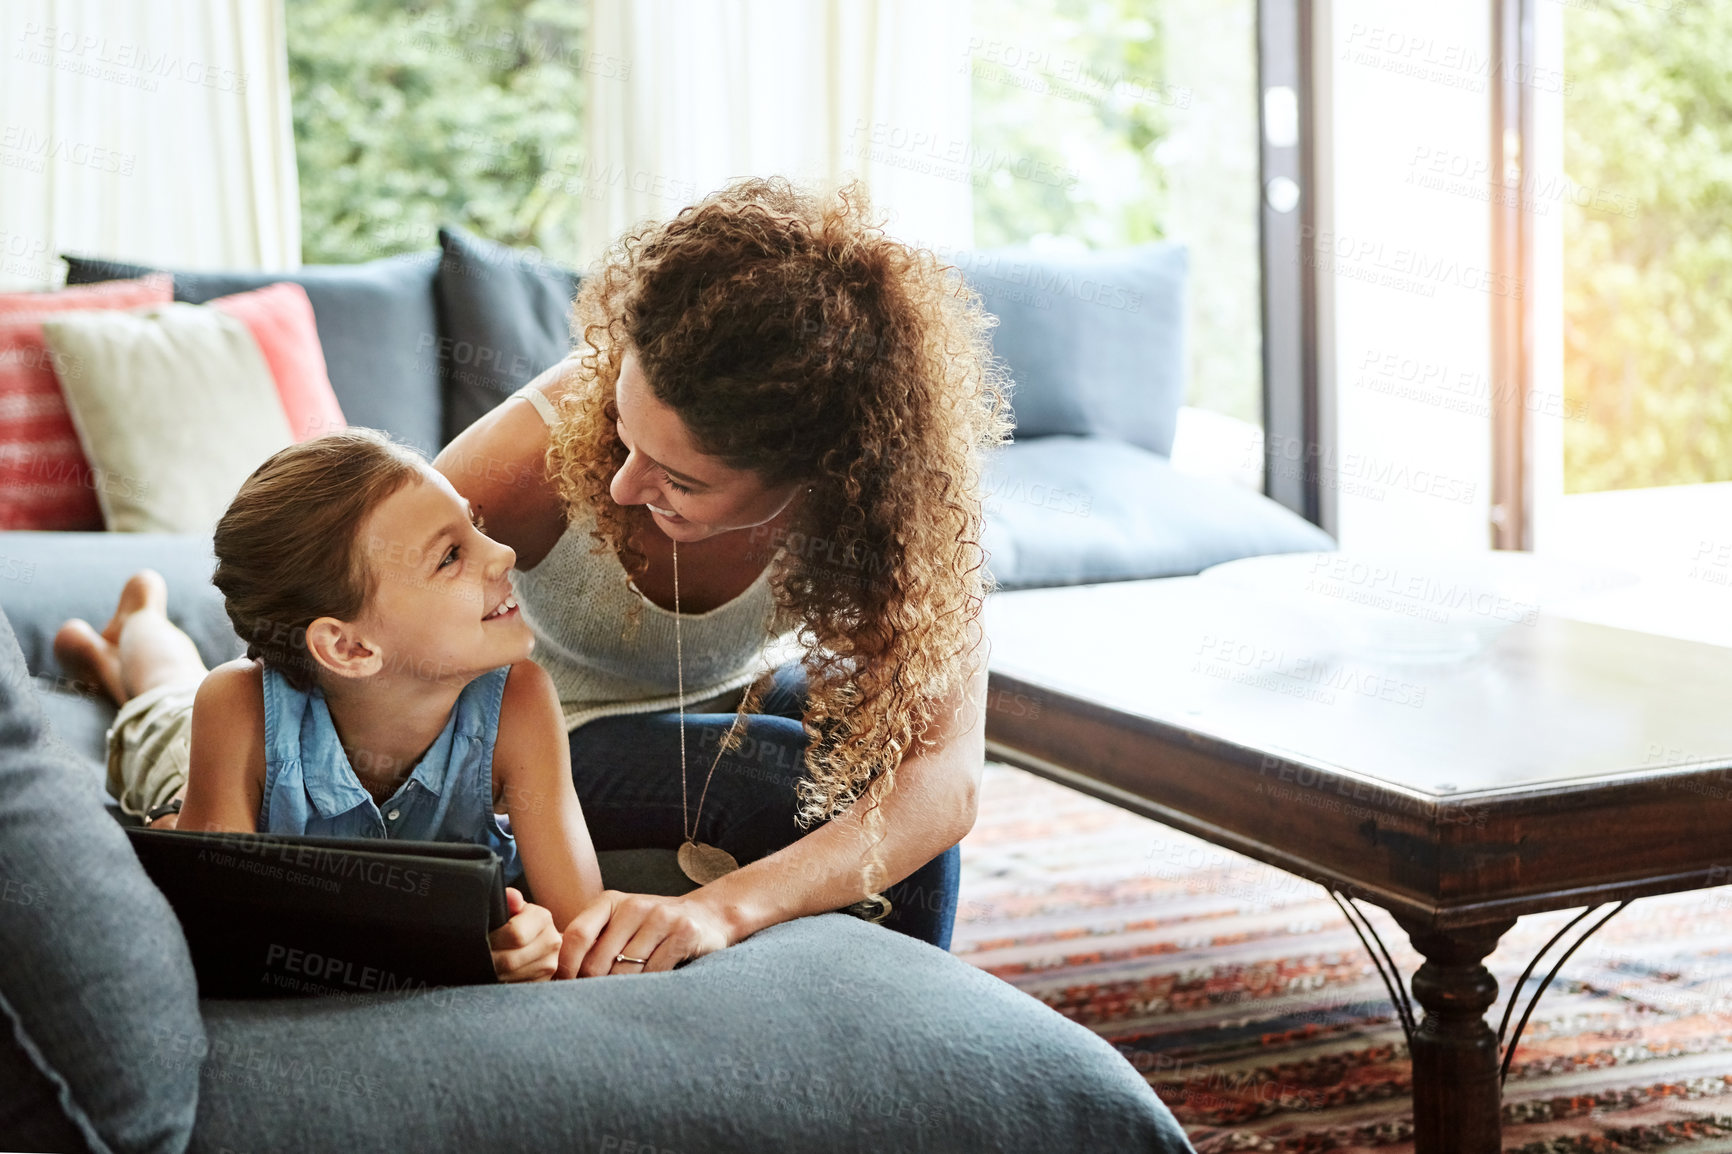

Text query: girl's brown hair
(212, 428), (428, 691)
(546, 177), (1011, 876)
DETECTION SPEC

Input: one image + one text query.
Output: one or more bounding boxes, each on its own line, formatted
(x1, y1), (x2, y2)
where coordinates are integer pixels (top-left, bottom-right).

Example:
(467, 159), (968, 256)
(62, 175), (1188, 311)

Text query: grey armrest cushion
(190, 913), (1192, 1154)
(0, 609), (205, 1154)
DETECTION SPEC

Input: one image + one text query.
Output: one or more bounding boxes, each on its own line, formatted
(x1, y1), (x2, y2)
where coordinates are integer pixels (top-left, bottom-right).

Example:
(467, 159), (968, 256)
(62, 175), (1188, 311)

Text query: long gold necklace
(671, 540), (745, 885)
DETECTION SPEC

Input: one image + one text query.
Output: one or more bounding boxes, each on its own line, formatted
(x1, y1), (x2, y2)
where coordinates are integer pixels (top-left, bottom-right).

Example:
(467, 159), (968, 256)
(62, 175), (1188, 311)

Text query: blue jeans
(566, 662), (962, 950)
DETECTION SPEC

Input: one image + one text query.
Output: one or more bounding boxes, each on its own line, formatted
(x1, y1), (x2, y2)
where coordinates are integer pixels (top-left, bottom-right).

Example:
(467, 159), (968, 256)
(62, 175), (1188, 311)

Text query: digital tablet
(127, 828), (508, 999)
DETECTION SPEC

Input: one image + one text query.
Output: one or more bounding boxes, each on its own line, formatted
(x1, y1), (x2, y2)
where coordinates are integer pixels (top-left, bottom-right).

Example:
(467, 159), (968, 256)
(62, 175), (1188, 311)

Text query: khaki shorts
(105, 678), (200, 818)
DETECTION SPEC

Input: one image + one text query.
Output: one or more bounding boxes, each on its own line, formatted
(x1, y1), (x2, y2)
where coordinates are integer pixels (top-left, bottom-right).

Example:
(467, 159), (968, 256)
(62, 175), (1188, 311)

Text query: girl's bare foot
(51, 619), (122, 704)
(53, 570), (169, 706)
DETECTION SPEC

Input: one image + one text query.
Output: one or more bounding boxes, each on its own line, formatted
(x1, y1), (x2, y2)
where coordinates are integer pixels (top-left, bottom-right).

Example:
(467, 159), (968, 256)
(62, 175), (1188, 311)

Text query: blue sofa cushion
(189, 913), (1190, 1154)
(435, 224), (580, 444)
(984, 436), (1335, 589)
(958, 243), (1188, 456)
(63, 252), (445, 455)
(0, 608), (205, 1154)
(1, 531), (243, 683)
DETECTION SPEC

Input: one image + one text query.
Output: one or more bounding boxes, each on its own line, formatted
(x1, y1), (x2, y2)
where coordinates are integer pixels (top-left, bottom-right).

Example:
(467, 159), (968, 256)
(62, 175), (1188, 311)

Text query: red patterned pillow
(0, 276), (173, 530)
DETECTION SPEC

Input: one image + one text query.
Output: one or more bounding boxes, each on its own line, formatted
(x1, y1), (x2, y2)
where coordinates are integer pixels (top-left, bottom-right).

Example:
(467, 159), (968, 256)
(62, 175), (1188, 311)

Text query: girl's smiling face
(318, 467), (533, 685)
(609, 351), (803, 542)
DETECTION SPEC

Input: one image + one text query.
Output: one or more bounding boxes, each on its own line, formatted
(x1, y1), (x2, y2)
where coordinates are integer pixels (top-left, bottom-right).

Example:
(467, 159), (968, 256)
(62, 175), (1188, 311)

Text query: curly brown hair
(545, 177), (1010, 860)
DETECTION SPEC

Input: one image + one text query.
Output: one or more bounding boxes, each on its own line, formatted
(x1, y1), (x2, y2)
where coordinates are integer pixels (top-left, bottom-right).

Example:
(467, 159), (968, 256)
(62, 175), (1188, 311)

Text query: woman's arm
(557, 629), (988, 976)
(176, 659), (266, 833)
(431, 361), (574, 572)
(491, 659), (605, 931)
(707, 648), (985, 937)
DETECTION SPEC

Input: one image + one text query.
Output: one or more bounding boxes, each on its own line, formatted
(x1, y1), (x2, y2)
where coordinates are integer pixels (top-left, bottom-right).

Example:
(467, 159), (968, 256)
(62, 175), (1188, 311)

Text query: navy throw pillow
(434, 224), (580, 444)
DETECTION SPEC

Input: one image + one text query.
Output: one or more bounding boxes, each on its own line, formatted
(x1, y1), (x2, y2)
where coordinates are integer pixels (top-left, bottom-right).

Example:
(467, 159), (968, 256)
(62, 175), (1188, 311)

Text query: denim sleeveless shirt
(257, 663), (521, 885)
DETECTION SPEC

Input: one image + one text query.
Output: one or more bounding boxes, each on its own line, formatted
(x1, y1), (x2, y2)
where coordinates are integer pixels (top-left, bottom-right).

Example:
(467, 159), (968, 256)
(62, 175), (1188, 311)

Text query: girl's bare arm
(491, 659), (604, 931)
(176, 659), (266, 833)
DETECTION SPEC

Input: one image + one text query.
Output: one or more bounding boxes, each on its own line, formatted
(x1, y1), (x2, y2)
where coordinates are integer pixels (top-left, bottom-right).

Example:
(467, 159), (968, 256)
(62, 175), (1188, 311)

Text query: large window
(286, 0), (1271, 444)
(1561, 1), (1732, 494)
(968, 0), (1263, 429)
(1507, 0), (1732, 640)
(286, 0), (587, 264)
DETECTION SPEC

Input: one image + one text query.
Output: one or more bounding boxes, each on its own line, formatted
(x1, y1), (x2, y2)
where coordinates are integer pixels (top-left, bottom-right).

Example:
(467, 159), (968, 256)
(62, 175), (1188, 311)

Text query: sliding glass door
(1524, 0), (1732, 638)
(1559, 2), (1730, 500)
(969, 0), (1267, 490)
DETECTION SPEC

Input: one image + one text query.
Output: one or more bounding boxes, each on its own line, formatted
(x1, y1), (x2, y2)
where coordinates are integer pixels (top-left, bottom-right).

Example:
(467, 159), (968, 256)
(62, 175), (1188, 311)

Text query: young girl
(54, 428), (604, 983)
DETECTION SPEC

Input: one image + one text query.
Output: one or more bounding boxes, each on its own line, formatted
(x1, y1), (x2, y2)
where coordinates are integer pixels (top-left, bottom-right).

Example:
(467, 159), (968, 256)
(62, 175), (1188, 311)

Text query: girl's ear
(303, 616), (382, 680)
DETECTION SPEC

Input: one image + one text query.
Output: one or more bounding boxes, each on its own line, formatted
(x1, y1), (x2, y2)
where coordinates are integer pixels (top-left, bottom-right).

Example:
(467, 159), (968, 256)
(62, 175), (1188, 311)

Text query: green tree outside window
(1564, 1), (1732, 492)
(286, 0), (589, 266)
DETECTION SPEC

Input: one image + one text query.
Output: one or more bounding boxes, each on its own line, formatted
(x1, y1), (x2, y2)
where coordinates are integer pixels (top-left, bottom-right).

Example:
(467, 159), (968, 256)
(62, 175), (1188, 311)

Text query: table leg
(1393, 917), (1515, 1154)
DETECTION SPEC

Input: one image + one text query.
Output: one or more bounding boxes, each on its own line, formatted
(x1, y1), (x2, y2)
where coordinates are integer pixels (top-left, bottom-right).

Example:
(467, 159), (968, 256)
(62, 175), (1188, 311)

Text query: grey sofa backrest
(64, 251), (450, 453)
(66, 239), (1192, 460)
(65, 234), (588, 455)
(64, 252), (447, 456)
(956, 242), (1188, 458)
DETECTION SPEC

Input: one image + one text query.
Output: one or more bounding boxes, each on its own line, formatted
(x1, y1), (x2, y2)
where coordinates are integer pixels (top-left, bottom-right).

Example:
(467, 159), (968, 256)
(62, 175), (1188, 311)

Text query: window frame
(1258, 0), (1333, 533)
(1490, 0), (1536, 550)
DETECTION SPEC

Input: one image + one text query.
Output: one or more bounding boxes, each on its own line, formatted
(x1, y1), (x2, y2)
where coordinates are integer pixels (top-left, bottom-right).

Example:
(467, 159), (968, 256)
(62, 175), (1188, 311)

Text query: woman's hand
(556, 891), (733, 978)
(490, 887), (561, 982)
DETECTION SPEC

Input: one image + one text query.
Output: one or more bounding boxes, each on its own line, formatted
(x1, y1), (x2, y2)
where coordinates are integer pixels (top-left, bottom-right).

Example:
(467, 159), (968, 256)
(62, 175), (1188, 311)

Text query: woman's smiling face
(609, 350), (803, 541)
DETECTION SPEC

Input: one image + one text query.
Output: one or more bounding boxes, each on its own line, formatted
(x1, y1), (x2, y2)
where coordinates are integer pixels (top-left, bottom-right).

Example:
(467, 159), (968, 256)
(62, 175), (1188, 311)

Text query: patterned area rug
(953, 763), (1732, 1153)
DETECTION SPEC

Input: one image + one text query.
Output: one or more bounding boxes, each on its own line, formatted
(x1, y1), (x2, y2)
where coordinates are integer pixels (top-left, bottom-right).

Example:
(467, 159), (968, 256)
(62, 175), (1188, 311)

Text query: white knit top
(505, 383), (802, 732)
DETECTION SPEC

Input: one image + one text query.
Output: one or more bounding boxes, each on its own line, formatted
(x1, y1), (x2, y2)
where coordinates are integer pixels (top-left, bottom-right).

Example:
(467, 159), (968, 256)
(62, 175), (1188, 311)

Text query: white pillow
(41, 303), (293, 533)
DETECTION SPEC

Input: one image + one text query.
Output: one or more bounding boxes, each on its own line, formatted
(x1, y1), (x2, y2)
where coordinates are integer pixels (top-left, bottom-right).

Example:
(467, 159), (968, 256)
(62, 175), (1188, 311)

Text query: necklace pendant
(678, 840), (740, 885)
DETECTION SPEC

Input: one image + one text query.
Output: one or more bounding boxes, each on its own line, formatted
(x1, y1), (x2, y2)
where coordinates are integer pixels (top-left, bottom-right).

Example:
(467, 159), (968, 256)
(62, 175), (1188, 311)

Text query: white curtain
(0, 0), (300, 290)
(582, 0), (974, 262)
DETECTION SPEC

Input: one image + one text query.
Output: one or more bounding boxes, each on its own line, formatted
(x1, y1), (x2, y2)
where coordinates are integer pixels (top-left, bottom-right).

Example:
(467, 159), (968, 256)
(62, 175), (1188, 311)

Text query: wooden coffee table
(983, 564), (1732, 1154)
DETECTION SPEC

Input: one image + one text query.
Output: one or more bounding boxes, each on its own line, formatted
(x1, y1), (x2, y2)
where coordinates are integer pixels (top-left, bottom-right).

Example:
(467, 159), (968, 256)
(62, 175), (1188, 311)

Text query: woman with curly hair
(435, 176), (1010, 977)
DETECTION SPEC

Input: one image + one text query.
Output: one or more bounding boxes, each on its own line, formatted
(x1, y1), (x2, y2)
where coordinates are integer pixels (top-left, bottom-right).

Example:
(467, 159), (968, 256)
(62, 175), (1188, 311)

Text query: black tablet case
(127, 829), (508, 999)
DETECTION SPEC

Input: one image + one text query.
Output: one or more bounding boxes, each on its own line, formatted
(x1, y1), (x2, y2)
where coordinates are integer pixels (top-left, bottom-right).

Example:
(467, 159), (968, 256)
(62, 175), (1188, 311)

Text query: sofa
(0, 602), (1195, 1154)
(0, 225), (1326, 1153)
(3, 228), (1330, 799)
(954, 243), (1333, 589)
